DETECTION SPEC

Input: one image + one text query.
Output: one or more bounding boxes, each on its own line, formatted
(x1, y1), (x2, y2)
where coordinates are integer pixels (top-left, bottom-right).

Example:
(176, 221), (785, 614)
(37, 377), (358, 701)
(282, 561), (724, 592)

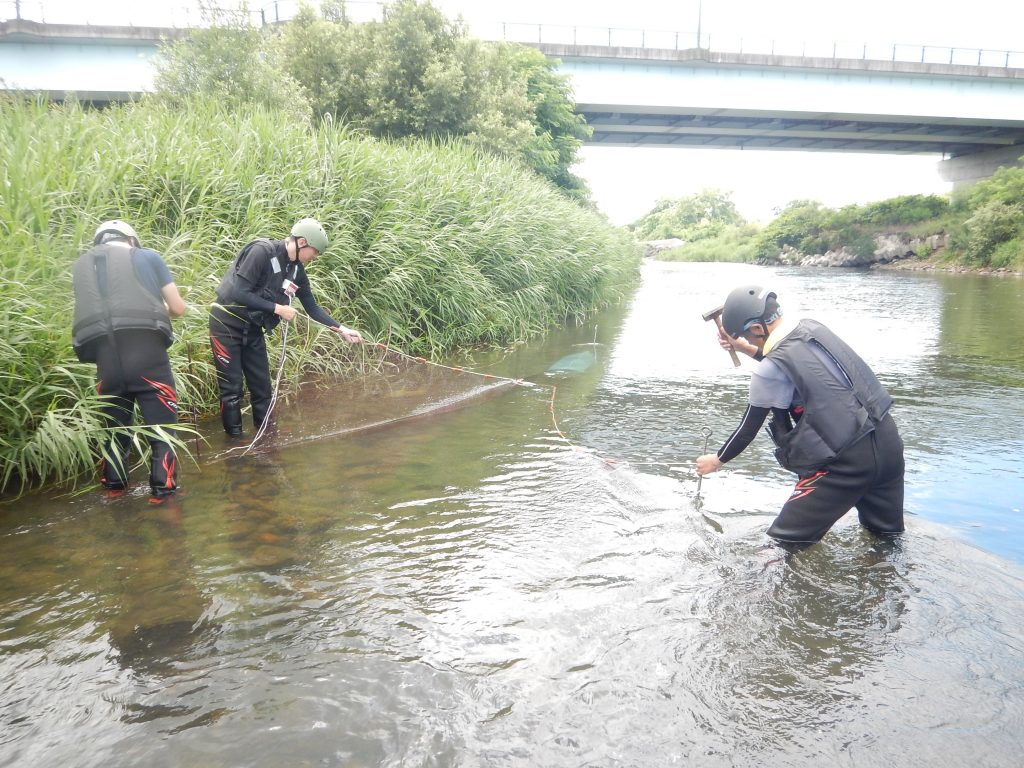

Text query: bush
(955, 200), (1024, 265)
(630, 189), (743, 242)
(989, 238), (1024, 270)
(656, 223), (760, 262)
(752, 200), (826, 260)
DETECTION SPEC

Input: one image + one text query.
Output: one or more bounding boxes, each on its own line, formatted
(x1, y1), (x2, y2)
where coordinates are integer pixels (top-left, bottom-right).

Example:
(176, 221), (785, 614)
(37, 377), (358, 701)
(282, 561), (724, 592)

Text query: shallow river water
(2, 261), (1023, 767)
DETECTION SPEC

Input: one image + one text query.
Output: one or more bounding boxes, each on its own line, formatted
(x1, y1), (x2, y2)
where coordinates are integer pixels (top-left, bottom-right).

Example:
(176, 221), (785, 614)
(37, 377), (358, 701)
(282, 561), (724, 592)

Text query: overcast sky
(17, 0), (1023, 224)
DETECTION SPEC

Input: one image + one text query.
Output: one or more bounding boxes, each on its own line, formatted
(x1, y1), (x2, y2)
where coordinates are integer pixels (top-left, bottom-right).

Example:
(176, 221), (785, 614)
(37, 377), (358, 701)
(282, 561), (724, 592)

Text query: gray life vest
(214, 238), (297, 331)
(71, 244), (172, 363)
(766, 319), (893, 473)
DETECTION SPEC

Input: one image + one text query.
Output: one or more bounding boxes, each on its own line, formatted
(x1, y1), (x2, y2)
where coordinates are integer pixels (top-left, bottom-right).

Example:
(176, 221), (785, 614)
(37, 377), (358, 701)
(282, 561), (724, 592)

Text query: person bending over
(72, 220), (187, 499)
(209, 218), (363, 436)
(695, 285), (905, 549)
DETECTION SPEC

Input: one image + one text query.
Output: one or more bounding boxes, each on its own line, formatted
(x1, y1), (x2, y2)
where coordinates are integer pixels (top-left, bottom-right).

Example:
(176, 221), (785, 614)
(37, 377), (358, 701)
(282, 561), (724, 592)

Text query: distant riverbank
(874, 252), (1024, 276)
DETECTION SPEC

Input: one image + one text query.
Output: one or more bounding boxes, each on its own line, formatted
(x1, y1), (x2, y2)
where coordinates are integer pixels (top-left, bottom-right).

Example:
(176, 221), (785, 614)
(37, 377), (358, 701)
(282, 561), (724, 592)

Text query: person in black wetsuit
(209, 218), (363, 437)
(72, 220), (188, 499)
(695, 285), (905, 549)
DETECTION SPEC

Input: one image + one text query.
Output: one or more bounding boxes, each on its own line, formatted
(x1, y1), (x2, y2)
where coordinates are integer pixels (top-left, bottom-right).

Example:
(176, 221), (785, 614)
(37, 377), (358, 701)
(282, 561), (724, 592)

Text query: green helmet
(291, 217), (329, 253)
(94, 219), (139, 246)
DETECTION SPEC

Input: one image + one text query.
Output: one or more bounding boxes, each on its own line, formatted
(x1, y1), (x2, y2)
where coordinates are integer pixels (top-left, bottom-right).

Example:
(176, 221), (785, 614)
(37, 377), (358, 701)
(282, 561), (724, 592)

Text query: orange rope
(331, 329), (641, 471)
(262, 316), (665, 472)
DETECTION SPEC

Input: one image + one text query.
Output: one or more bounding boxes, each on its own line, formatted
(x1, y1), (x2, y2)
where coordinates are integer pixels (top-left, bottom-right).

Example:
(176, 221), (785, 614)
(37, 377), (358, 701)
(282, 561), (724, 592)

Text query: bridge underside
(579, 107), (1024, 156)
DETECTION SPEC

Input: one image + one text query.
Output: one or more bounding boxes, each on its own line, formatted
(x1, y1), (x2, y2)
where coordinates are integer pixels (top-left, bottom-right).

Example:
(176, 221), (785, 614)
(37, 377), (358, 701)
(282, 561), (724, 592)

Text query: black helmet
(721, 285), (778, 338)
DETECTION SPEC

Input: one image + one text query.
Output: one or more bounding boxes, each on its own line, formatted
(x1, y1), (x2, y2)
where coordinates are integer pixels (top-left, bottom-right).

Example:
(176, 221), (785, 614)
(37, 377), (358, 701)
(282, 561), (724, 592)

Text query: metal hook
(696, 427), (713, 498)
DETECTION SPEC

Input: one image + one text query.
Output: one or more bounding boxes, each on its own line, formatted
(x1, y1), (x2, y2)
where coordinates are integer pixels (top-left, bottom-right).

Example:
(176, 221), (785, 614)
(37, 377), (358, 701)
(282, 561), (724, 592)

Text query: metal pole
(696, 0), (702, 49)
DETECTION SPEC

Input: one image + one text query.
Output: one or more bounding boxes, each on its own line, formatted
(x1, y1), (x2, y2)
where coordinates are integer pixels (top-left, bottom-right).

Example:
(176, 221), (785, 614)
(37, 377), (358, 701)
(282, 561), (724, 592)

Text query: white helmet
(93, 219), (139, 246)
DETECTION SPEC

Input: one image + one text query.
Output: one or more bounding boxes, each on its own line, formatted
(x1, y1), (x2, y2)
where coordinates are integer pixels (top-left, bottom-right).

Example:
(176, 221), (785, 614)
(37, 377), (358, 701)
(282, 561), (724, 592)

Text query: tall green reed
(0, 95), (640, 494)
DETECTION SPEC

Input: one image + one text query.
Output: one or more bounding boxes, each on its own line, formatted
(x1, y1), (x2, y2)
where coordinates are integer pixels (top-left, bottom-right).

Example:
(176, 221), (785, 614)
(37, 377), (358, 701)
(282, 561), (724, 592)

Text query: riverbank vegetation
(638, 167), (1024, 272)
(0, 96), (639, 495)
(155, 0), (592, 200)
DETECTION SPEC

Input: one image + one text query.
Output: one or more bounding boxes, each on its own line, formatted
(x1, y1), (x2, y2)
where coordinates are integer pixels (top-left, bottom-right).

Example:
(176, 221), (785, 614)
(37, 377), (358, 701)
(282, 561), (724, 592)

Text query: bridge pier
(939, 145), (1024, 189)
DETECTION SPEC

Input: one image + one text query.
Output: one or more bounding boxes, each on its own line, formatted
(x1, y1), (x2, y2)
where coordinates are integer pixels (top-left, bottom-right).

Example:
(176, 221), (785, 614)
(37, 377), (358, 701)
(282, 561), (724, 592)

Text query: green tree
(500, 45), (592, 199)
(269, 5), (349, 116)
(274, 1), (589, 197)
(630, 189), (743, 241)
(154, 0), (592, 198)
(153, 9), (306, 114)
(751, 199), (827, 259)
(324, 0), (477, 139)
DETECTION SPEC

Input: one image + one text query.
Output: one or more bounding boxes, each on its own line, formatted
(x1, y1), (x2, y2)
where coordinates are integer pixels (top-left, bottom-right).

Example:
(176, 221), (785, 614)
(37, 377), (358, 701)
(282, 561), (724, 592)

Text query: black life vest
(766, 319), (893, 473)
(214, 238), (299, 331)
(71, 244), (173, 363)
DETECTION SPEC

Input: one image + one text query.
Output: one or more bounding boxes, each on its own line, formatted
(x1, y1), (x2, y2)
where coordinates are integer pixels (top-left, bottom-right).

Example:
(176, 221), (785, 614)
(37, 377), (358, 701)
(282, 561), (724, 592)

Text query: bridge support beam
(939, 144), (1024, 189)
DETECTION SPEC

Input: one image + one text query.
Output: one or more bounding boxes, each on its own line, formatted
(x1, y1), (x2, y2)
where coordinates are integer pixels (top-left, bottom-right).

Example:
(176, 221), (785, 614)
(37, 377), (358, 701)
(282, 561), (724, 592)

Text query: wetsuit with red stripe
(77, 248), (179, 497)
(716, 318), (904, 547)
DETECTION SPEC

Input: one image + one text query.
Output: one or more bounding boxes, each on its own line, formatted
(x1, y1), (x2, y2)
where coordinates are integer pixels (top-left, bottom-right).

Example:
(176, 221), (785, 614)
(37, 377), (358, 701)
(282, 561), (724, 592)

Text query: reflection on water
(1, 263), (1023, 766)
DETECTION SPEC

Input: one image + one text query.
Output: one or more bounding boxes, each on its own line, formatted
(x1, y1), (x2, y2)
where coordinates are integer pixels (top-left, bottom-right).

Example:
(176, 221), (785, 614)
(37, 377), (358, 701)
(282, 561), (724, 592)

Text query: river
(1, 261), (1022, 767)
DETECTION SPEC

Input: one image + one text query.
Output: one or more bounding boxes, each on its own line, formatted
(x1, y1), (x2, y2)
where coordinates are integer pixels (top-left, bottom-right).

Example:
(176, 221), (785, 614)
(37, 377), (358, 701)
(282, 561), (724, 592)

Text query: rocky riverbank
(776, 233), (946, 268)
(778, 232), (1023, 275)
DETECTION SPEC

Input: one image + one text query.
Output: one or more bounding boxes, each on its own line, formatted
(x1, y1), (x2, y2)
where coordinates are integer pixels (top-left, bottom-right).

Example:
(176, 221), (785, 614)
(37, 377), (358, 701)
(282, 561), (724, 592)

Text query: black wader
(95, 330), (179, 497)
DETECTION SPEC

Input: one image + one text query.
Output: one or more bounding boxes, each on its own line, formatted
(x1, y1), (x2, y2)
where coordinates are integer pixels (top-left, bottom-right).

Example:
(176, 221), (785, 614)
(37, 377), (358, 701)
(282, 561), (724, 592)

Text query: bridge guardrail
(496, 22), (1024, 70)
(3, 0), (1021, 70)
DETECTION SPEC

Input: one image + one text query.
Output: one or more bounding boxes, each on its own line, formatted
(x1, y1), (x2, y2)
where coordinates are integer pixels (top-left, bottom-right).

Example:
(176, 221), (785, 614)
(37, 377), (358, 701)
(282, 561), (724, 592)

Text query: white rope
(224, 300), (292, 457)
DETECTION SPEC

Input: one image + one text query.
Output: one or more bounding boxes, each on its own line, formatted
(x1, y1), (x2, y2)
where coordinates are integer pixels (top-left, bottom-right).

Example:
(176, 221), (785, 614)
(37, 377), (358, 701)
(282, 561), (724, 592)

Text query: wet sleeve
(717, 405), (771, 463)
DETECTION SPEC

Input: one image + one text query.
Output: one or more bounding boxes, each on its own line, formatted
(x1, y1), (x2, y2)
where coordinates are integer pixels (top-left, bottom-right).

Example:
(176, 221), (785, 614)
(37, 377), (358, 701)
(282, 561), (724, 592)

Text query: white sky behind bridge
(11, 0), (1024, 224)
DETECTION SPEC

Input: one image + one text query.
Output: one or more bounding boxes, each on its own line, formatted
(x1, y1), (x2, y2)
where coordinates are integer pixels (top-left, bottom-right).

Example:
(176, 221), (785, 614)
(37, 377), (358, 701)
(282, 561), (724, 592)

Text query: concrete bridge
(3, 13), (1024, 186)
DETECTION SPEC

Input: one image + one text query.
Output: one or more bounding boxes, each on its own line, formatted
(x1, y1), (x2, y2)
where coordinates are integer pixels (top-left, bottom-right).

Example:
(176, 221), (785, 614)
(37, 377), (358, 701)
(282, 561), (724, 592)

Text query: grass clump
(657, 223), (760, 263)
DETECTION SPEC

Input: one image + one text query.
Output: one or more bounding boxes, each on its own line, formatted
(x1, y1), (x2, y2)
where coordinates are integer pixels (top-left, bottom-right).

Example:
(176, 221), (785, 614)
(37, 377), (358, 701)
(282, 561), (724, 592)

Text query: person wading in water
(695, 285), (905, 550)
(72, 219), (188, 500)
(209, 218), (363, 437)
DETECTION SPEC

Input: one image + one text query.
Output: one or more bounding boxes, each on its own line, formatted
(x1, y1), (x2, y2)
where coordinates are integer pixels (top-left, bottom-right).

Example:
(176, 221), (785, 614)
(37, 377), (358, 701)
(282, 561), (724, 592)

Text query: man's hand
(718, 325), (758, 358)
(696, 453), (723, 476)
(275, 304), (297, 322)
(335, 325), (363, 343)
